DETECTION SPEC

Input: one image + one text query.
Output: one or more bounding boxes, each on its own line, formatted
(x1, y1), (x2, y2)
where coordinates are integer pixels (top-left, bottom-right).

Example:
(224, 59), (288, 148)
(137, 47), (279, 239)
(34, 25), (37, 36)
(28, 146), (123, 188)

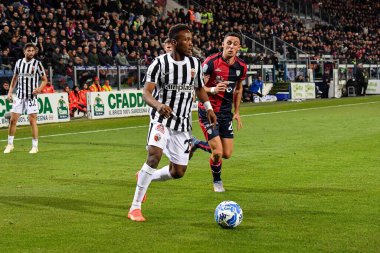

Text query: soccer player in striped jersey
(4, 43), (48, 154)
(128, 24), (217, 222)
(190, 32), (248, 192)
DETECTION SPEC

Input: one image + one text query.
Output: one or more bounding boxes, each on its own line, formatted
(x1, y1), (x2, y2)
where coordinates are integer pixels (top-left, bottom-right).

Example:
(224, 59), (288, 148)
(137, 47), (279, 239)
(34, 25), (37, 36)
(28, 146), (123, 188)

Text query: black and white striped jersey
(14, 58), (46, 99)
(145, 53), (204, 132)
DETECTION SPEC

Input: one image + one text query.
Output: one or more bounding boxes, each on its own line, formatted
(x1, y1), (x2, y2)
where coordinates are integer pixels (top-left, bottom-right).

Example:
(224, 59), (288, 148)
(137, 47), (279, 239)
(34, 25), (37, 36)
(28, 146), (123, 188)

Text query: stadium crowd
(0, 0), (379, 92)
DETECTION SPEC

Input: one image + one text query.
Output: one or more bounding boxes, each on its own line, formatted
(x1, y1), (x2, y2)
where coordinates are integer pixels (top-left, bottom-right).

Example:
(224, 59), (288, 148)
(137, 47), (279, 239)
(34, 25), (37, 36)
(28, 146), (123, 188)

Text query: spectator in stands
(89, 76), (104, 92)
(1, 81), (10, 96)
(88, 47), (100, 66)
(41, 82), (55, 94)
(102, 80), (112, 92)
(115, 49), (130, 66)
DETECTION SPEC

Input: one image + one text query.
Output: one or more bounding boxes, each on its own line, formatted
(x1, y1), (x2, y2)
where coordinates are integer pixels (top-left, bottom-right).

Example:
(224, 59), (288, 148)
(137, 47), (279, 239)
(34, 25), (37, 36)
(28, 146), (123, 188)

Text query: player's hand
(32, 88), (41, 95)
(233, 112), (243, 130)
(214, 81), (228, 93)
(157, 104), (172, 118)
(6, 93), (13, 102)
(206, 109), (217, 128)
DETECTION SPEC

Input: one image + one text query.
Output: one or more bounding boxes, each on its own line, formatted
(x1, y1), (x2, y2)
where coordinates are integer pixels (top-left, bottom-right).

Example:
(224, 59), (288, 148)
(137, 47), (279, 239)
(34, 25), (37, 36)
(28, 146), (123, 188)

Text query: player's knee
(222, 151), (232, 159)
(146, 155), (160, 168)
(10, 117), (18, 125)
(170, 166), (187, 179)
(212, 152), (222, 163)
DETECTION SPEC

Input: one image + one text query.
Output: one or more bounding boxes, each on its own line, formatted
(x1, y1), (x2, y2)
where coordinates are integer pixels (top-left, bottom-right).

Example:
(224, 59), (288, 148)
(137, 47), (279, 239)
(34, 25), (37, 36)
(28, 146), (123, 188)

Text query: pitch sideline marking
(1, 101), (378, 142)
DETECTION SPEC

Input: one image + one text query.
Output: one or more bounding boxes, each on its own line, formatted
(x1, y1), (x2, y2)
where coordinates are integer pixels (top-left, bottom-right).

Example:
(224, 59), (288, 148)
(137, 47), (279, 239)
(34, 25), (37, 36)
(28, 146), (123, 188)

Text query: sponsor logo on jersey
(164, 84), (194, 93)
(215, 68), (222, 72)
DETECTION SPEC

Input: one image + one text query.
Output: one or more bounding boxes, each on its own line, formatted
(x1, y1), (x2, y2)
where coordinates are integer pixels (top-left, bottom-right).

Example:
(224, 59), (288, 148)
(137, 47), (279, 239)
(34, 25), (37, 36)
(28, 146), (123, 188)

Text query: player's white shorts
(11, 97), (39, 115)
(147, 122), (191, 166)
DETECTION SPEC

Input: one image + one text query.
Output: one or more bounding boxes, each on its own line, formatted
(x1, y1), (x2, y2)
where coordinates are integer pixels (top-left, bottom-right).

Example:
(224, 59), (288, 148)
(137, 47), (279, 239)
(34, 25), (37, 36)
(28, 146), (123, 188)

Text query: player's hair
(223, 32), (241, 42)
(23, 43), (36, 50)
(168, 24), (192, 40)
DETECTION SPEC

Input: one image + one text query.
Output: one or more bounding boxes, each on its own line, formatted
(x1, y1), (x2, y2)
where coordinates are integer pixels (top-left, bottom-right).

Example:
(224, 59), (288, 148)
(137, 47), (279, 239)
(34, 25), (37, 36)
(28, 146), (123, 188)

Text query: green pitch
(1, 96), (379, 253)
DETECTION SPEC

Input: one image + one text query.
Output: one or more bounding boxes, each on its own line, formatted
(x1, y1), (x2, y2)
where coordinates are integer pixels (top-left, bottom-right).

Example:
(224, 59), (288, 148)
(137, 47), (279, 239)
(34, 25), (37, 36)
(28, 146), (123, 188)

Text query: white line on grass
(1, 101), (378, 142)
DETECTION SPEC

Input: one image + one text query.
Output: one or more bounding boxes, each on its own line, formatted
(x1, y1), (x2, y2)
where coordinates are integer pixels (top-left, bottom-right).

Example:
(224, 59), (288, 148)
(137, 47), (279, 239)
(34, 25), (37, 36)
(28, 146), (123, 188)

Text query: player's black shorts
(198, 108), (234, 141)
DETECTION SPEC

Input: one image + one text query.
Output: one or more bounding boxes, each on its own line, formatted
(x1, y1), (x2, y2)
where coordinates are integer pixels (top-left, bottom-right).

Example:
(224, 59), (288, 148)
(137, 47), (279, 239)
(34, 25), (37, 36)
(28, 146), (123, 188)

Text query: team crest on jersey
(154, 133), (161, 142)
(236, 70), (241, 76)
(31, 67), (35, 73)
(191, 68), (196, 78)
(156, 124), (165, 134)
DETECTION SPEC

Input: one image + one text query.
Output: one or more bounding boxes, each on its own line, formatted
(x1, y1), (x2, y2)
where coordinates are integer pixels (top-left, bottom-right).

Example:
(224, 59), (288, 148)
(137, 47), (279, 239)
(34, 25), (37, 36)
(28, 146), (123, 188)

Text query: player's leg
(129, 145), (162, 221)
(208, 136), (225, 192)
(129, 122), (167, 221)
(189, 108), (213, 158)
(221, 138), (234, 159)
(4, 112), (20, 153)
(210, 118), (234, 192)
(27, 98), (39, 154)
(4, 98), (23, 153)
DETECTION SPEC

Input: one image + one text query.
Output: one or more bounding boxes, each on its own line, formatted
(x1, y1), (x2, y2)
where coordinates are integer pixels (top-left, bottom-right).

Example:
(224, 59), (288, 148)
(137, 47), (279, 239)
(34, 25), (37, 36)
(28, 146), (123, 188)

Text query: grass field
(1, 96), (379, 253)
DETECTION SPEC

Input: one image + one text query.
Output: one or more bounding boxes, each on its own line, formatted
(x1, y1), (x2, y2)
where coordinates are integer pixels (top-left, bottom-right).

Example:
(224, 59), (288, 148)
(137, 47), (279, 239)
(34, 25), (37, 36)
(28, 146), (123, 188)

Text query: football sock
(32, 139), (38, 148)
(210, 157), (222, 182)
(8, 135), (14, 145)
(151, 165), (172, 181)
(130, 163), (156, 210)
(197, 140), (211, 153)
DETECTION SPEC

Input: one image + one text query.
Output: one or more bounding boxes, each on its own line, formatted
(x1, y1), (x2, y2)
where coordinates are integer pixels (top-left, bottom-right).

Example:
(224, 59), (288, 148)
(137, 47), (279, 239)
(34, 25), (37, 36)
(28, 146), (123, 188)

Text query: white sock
(8, 135), (14, 145)
(32, 139), (38, 148)
(130, 163), (156, 211)
(151, 165), (172, 181)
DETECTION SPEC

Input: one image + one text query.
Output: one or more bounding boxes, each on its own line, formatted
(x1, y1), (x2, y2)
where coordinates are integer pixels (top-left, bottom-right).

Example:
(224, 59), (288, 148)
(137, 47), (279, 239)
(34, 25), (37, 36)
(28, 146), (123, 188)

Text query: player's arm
(143, 82), (172, 118)
(203, 75), (227, 95)
(7, 73), (18, 101)
(233, 80), (243, 130)
(195, 86), (217, 126)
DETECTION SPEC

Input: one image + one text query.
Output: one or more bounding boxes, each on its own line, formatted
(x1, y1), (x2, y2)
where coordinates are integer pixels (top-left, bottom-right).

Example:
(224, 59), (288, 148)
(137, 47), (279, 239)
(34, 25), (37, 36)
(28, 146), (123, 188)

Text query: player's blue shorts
(198, 108), (234, 141)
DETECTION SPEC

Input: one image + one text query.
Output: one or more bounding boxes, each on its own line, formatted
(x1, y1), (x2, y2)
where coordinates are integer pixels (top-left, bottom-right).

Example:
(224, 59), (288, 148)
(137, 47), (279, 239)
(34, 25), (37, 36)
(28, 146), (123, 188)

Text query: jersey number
(28, 99), (36, 107)
(184, 139), (191, 154)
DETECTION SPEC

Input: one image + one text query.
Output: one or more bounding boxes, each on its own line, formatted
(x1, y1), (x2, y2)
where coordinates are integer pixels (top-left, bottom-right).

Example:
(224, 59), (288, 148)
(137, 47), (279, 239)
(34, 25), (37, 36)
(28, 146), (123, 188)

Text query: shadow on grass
(42, 140), (146, 149)
(227, 186), (360, 195)
(0, 195), (126, 218)
(50, 177), (134, 187)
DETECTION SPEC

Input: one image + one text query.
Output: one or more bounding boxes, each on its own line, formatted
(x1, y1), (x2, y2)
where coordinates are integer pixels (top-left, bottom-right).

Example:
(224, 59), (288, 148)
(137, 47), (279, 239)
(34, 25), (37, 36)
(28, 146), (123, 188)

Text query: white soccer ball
(214, 201), (243, 228)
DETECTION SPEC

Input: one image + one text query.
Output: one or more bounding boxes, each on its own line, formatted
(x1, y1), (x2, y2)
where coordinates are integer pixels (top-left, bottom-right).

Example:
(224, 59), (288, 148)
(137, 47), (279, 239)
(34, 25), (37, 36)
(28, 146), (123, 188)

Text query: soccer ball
(214, 201), (243, 228)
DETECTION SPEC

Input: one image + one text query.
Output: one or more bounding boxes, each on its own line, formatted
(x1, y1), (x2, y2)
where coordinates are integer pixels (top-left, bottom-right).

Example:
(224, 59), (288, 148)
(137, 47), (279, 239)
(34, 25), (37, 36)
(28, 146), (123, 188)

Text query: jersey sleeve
(37, 61), (46, 76)
(240, 63), (248, 81)
(202, 57), (214, 76)
(194, 58), (204, 88)
(13, 60), (20, 74)
(145, 58), (161, 84)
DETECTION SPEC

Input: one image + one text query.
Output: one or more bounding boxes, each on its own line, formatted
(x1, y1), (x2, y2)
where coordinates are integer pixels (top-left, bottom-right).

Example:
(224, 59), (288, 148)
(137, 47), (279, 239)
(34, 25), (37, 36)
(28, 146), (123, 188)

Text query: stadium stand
(0, 0), (379, 88)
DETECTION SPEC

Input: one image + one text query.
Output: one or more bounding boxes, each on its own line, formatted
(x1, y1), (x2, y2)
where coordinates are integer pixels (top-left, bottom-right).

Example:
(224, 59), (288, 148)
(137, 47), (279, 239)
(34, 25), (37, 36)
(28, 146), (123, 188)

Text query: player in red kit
(190, 32), (247, 192)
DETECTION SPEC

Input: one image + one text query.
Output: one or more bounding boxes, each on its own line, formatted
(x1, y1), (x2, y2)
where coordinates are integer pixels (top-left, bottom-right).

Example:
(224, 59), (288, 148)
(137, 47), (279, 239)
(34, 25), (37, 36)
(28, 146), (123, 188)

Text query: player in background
(163, 38), (173, 53)
(190, 32), (247, 192)
(4, 43), (48, 154)
(127, 24), (217, 222)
